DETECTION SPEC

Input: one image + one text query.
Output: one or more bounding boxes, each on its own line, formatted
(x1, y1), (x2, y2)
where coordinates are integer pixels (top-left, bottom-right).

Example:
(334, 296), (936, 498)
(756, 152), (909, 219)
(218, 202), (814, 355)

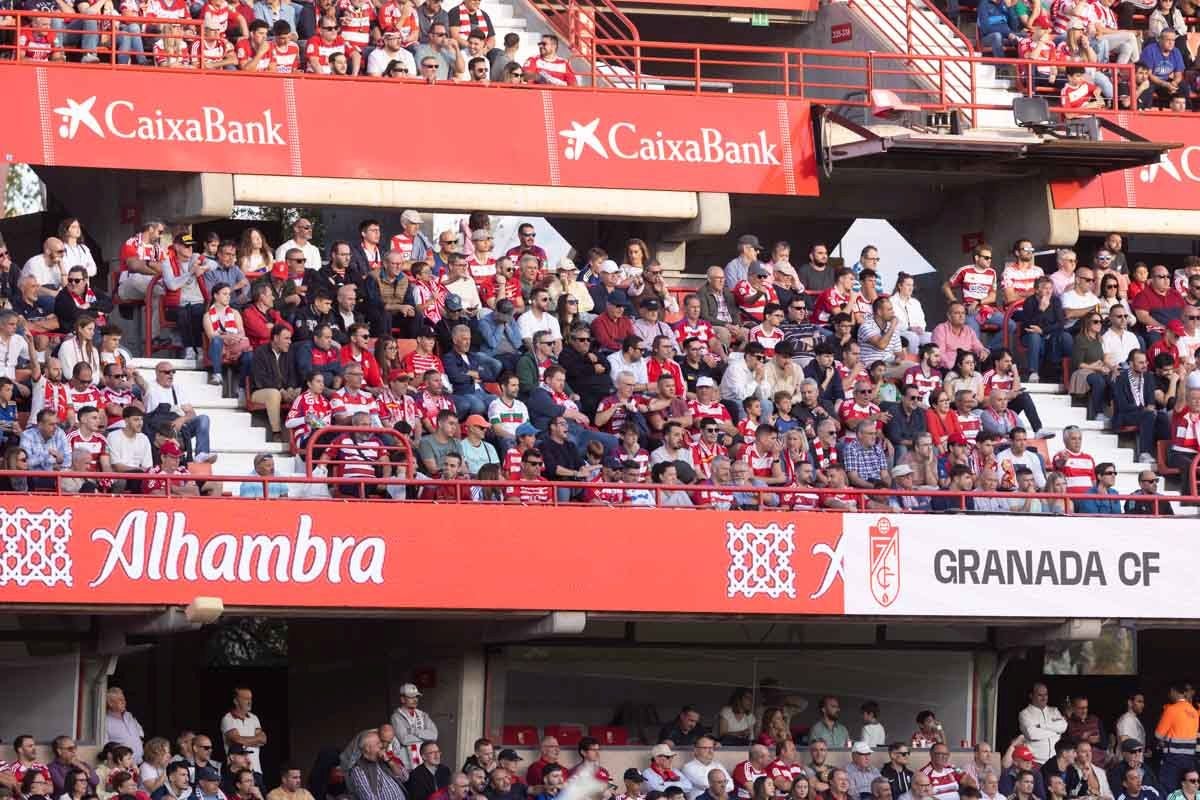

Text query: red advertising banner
(3, 65), (819, 196)
(0, 497), (845, 614)
(1050, 113), (1193, 210)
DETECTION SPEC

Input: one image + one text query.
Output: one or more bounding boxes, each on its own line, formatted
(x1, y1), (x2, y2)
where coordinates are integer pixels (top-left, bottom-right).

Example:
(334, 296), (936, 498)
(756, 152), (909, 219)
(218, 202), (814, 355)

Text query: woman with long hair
(1069, 312), (1111, 421)
(924, 389), (963, 452)
(944, 350), (984, 399)
(717, 687), (756, 745)
(756, 707), (791, 747)
(892, 271), (931, 353)
(555, 294), (580, 333)
(620, 238), (651, 286)
(410, 260), (446, 324)
(237, 227), (273, 281)
(201, 283), (252, 387)
(58, 218), (97, 278)
(58, 768), (91, 800)
(22, 771), (52, 800)
(1097, 273), (1129, 320)
(1064, 26), (1114, 100)
(0, 446), (29, 492)
(57, 313), (101, 385)
(374, 336), (402, 376)
(138, 738), (171, 793)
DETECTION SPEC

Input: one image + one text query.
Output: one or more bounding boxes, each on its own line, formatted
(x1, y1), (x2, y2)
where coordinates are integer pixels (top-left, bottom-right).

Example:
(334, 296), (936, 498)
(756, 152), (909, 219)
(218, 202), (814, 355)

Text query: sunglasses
(573, 337), (590, 342)
(1100, 470), (1116, 476)
(526, 460), (544, 466)
(320, 24), (337, 29)
(157, 369), (175, 375)
(68, 277), (85, 284)
(978, 255), (993, 260)
(1186, 315), (1200, 320)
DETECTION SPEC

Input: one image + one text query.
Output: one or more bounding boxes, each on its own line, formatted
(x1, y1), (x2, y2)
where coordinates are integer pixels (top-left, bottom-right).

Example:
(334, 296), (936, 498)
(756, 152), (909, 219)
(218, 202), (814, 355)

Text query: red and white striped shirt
(741, 442), (776, 478)
(1001, 263), (1045, 297)
(732, 761), (769, 800)
(144, 465), (189, 494)
(948, 265), (997, 304)
(903, 365), (942, 405)
(673, 318), (717, 350)
(68, 385), (104, 415)
(451, 3), (492, 38)
(99, 387), (136, 428)
(690, 438), (727, 480)
(733, 280), (777, 322)
(389, 232), (416, 260)
(18, 31), (58, 60)
(418, 390), (455, 425)
(981, 369), (1016, 397)
(687, 400), (731, 432)
(306, 34), (348, 73)
(379, 1), (417, 37)
(145, 0), (188, 18)
(191, 36), (233, 65)
(521, 54), (577, 86)
(401, 351), (445, 380)
(331, 388), (381, 420)
(207, 304), (239, 334)
(596, 394), (643, 435)
(337, 0), (376, 50)
(919, 764), (966, 800)
(502, 447), (525, 481)
(467, 255), (497, 280)
(153, 40), (193, 67)
(1171, 409), (1200, 453)
(268, 41), (302, 71)
(1052, 448), (1097, 493)
(333, 433), (385, 479)
(201, 0), (236, 33)
(748, 323), (784, 357)
(837, 399), (879, 442)
(1061, 80), (1099, 109)
(506, 481), (552, 503)
(956, 411), (982, 443)
(618, 447), (650, 482)
(66, 430), (108, 471)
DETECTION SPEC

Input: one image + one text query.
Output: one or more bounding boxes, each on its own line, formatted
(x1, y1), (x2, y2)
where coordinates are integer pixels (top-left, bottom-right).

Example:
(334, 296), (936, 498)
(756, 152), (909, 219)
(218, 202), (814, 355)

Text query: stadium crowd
(4, 681), (1200, 800)
(0, 217), (1197, 509)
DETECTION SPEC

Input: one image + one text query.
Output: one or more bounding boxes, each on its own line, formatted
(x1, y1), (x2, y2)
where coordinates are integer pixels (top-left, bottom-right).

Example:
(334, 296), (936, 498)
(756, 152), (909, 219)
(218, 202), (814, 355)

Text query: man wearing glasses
(145, 361), (217, 463)
(1074, 461), (1122, 514)
(1060, 266), (1101, 333)
(413, 23), (463, 80)
(306, 15), (359, 74)
(368, 29), (417, 75)
(276, 218), (323, 273)
(388, 209), (433, 265)
(942, 243), (1002, 347)
(1002, 239), (1044, 306)
(1132, 265), (1186, 341)
(432, 230), (461, 276)
(505, 223), (548, 270)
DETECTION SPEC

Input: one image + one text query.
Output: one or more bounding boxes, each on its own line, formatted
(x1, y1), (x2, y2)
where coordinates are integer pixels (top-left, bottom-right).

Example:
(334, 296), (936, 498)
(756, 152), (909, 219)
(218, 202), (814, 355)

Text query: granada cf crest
(869, 517), (899, 606)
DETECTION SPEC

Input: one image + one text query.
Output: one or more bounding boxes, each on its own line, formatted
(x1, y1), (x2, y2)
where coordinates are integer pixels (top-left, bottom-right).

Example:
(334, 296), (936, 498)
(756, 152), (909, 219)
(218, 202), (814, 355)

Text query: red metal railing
(0, 13), (1148, 119)
(5, 10), (203, 66)
(2, 462), (1196, 514)
(535, 0), (641, 89)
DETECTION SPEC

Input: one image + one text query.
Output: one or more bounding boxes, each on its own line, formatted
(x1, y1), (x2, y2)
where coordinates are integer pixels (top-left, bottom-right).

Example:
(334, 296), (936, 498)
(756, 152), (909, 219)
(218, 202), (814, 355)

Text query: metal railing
(2, 461), (1195, 514)
(3, 10), (203, 65)
(535, 0), (640, 89)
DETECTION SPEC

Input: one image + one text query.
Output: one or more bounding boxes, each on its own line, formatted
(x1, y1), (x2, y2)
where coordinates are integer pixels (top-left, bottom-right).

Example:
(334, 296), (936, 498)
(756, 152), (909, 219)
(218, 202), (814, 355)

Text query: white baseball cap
(600, 260), (621, 274)
(399, 683), (422, 698)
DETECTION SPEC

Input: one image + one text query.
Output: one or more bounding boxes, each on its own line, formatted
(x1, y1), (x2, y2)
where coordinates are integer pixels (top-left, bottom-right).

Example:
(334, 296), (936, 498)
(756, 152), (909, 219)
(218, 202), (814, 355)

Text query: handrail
(0, 22), (1150, 118)
(8, 10), (204, 66)
(0, 466), (1191, 515)
(303, 424), (416, 480)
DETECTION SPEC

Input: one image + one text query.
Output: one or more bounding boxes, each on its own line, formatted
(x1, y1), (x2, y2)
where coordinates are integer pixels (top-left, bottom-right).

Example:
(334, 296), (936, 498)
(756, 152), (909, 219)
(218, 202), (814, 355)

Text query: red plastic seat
(502, 725), (539, 746)
(588, 726), (627, 746)
(544, 725), (583, 746)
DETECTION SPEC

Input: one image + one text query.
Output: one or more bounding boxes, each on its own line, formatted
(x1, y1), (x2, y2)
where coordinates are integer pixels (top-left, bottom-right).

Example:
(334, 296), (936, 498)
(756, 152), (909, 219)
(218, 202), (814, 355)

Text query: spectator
(1166, 769), (1199, 800)
(1020, 684), (1069, 764)
(238, 452), (289, 499)
(930, 463), (974, 511)
(349, 733), (408, 800)
(920, 744), (972, 800)
(145, 362), (216, 463)
(891, 273), (931, 355)
(1052, 426), (1097, 494)
(660, 708), (706, 749)
(266, 767), (315, 800)
(798, 243), (835, 293)
(107, 406), (153, 479)
(978, 389), (1019, 439)
(1075, 742), (1111, 799)
(1116, 766), (1160, 800)
(1142, 30), (1187, 105)
(152, 762), (192, 800)
(1124, 470), (1172, 515)
(1133, 266), (1185, 339)
(924, 391), (962, 452)
(811, 697), (850, 748)
(59, 313), (102, 388)
(911, 714), (946, 750)
(858, 297), (907, 378)
(203, 282), (254, 387)
(843, 422), (891, 489)
(523, 34), (575, 85)
(222, 687), (266, 778)
(881, 745), (913, 800)
(931, 304), (988, 371)
(405, 743), (449, 800)
(943, 244), (1003, 344)
(682, 738), (729, 800)
(730, 746), (771, 800)
(1112, 350), (1162, 463)
(848, 744), (882, 800)
(50, 738), (97, 798)
(1039, 740), (1082, 799)
(104, 688), (146, 764)
(1108, 740), (1158, 797)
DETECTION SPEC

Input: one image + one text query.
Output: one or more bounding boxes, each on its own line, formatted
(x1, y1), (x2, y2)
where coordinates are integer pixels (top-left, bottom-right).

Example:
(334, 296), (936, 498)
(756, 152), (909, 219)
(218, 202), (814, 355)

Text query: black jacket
(1113, 369), (1159, 418)
(405, 764), (450, 800)
(292, 304), (339, 342)
(250, 343), (301, 393)
(54, 287), (114, 331)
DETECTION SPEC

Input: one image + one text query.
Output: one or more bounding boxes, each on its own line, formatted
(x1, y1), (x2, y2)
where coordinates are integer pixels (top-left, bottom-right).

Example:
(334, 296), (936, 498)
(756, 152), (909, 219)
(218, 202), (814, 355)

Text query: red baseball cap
(271, 260), (289, 280)
(1012, 745), (1035, 762)
(1168, 319), (1186, 337)
(160, 440), (183, 458)
(387, 369), (412, 382)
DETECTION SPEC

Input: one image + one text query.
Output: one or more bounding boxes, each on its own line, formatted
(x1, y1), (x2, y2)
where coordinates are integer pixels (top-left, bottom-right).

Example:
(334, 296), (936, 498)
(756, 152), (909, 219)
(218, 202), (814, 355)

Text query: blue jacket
(443, 349), (487, 395)
(527, 386), (568, 431)
(1075, 485), (1122, 515)
(977, 0), (1018, 37)
(478, 314), (523, 355)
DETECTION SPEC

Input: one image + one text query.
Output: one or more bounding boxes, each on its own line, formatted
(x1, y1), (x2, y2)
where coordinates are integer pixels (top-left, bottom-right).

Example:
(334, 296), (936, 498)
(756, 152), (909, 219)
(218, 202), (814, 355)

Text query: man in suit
(1112, 349), (1163, 464)
(405, 742), (451, 800)
(249, 324), (302, 443)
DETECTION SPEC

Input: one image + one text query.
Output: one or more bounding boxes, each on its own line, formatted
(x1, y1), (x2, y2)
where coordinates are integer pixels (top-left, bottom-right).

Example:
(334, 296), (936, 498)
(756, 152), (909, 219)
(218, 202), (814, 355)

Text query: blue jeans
(1085, 372), (1111, 420)
(474, 352), (502, 381)
(981, 31), (1005, 58)
(965, 307), (1014, 350)
(117, 22), (148, 64)
(451, 389), (492, 419)
(181, 414), (211, 457)
(65, 17), (100, 57)
(208, 337), (253, 380)
(566, 420), (618, 458)
(1021, 330), (1072, 377)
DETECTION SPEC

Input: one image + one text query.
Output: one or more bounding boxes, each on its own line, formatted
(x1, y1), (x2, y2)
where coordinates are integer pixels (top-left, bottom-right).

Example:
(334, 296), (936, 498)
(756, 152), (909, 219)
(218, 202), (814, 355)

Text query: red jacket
(243, 303), (293, 347)
(339, 344), (383, 388)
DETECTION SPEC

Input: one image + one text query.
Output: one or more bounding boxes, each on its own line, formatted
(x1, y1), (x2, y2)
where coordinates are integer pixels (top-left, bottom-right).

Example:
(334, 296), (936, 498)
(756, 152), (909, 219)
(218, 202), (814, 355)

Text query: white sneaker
(81, 53), (100, 63)
(1028, 372), (1040, 383)
(195, 452), (219, 464)
(1095, 413), (1111, 426)
(208, 373), (223, 386)
(184, 347), (198, 361)
(1138, 453), (1158, 464)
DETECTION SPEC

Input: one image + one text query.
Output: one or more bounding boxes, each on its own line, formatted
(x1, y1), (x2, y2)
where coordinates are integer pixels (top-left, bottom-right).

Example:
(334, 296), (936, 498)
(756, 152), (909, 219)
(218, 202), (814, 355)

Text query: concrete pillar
(456, 650), (487, 766)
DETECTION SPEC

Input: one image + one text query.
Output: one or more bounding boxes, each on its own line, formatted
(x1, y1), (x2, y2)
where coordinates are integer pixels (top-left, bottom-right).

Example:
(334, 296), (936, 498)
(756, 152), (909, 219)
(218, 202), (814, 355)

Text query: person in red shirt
(307, 15), (360, 74)
(266, 20), (303, 71)
(237, 19), (274, 70)
(1132, 265), (1186, 340)
(733, 264), (779, 323)
(1060, 66), (1105, 109)
(191, 23), (238, 69)
(339, 323), (383, 390)
(505, 223), (549, 270)
(591, 294), (636, 353)
(523, 34), (576, 86)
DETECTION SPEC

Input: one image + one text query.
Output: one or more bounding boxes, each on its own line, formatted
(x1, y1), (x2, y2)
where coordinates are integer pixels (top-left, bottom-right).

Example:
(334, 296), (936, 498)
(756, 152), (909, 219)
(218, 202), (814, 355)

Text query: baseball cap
(603, 456), (625, 470)
(623, 770), (644, 782)
(1168, 319), (1186, 336)
(556, 257), (578, 273)
(399, 682), (422, 698)
(176, 233), (195, 247)
(465, 414), (488, 429)
(494, 299), (515, 320)
(416, 325), (437, 339)
(271, 260), (288, 280)
(892, 464), (913, 478)
(737, 234), (762, 249)
(159, 440), (183, 458)
(445, 294), (464, 311)
(227, 744), (249, 755)
(650, 744), (676, 759)
(1012, 745), (1036, 761)
(948, 433), (969, 447)
(401, 209), (423, 224)
(471, 229), (492, 242)
(388, 369), (412, 382)
(641, 298), (661, 311)
(1120, 740), (1144, 754)
(851, 742), (873, 755)
(516, 423), (538, 438)
(499, 750), (524, 763)
(600, 259), (621, 274)
(608, 290), (630, 308)
(749, 262), (770, 278)
(196, 768), (221, 783)
(696, 376), (717, 388)
(773, 261), (800, 281)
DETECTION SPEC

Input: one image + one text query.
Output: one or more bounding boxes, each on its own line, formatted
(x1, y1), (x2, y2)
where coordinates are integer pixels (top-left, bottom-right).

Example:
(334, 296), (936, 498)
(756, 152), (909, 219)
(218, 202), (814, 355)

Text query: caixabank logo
(559, 117), (782, 166)
(54, 94), (286, 145)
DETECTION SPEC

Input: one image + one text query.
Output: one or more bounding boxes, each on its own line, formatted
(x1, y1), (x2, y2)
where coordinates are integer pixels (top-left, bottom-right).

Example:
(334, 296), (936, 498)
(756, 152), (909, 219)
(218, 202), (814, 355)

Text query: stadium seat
(870, 89), (923, 121)
(1030, 437), (1050, 464)
(396, 339), (418, 361)
(1158, 440), (1180, 477)
(544, 725), (583, 746)
(588, 726), (627, 745)
(501, 725), (539, 746)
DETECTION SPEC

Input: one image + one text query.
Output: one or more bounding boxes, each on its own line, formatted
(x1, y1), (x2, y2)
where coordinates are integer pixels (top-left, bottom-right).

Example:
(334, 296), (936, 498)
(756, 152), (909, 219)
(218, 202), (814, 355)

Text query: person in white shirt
(221, 687), (267, 775)
(274, 218), (323, 272)
(1018, 683), (1068, 763)
(59, 218), (98, 277)
(107, 407), (154, 478)
(998, 428), (1047, 489)
(607, 340), (650, 393)
(366, 30), (416, 75)
(144, 361), (217, 463)
(1058, 266), (1101, 332)
(720, 345), (765, 408)
(1075, 741), (1112, 800)
(104, 687), (146, 765)
(682, 737), (731, 800)
(892, 273), (931, 355)
(517, 288), (561, 347)
(22, 237), (68, 297)
(1116, 693), (1146, 748)
(1102, 308), (1141, 367)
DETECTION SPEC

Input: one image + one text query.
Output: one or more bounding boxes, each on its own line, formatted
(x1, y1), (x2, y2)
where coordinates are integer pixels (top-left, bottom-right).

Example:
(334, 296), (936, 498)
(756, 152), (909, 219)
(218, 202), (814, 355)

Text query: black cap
(196, 768), (221, 783)
(416, 326), (436, 338)
(623, 769), (644, 782)
(603, 456), (625, 470)
(227, 744), (249, 755)
(608, 290), (630, 307)
(641, 298), (661, 311)
(1120, 739), (1144, 753)
(498, 749), (523, 762)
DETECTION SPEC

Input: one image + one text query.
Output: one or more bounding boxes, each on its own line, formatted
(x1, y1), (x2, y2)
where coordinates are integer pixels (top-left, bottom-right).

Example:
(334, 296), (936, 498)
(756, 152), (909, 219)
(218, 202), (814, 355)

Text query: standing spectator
(1065, 697), (1109, 769)
(391, 684), (438, 766)
(1020, 684), (1069, 764)
(203, 283), (254, 387)
(811, 698), (850, 749)
(222, 687), (267, 777)
(349, 733), (408, 800)
(1155, 686), (1198, 794)
(405, 744), (448, 800)
(1118, 695), (1147, 749)
(105, 688), (146, 765)
(569, 739), (610, 785)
